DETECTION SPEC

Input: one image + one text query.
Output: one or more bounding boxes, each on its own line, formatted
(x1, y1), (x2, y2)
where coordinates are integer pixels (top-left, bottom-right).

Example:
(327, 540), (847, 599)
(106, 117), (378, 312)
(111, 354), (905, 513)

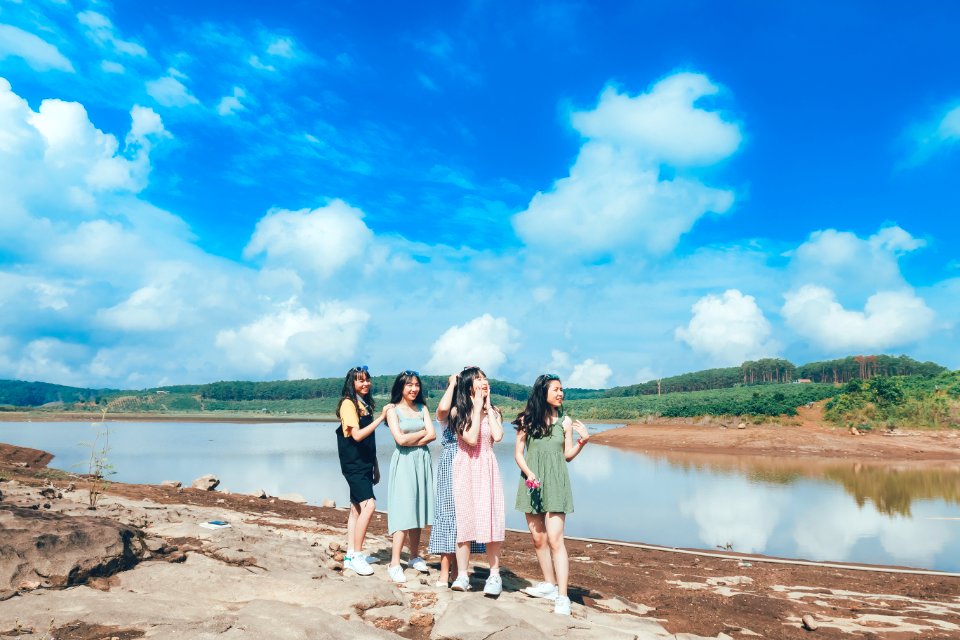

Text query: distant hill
(0, 354), (948, 408)
(0, 379), (116, 406)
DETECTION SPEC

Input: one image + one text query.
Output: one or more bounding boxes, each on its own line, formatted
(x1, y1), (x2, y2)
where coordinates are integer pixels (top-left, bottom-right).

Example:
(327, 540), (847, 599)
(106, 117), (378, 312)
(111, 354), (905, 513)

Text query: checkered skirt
(428, 422), (485, 555)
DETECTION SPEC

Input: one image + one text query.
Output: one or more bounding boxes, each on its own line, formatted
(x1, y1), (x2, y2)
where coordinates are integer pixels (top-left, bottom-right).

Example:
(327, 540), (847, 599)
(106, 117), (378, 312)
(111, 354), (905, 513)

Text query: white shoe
(483, 574), (502, 597)
(450, 575), (471, 591)
(346, 555), (374, 576)
(387, 564), (406, 583)
(554, 595), (571, 616)
(523, 582), (558, 600)
(409, 556), (429, 573)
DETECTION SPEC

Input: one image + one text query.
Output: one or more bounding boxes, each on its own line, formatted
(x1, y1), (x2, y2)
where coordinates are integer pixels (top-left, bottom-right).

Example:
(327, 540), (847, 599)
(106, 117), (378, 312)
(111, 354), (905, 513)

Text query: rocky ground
(1, 442), (959, 639)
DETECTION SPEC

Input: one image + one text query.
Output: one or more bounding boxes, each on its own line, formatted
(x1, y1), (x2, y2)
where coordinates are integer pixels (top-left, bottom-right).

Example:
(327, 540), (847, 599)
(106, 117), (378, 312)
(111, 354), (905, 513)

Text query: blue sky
(1, 0), (958, 389)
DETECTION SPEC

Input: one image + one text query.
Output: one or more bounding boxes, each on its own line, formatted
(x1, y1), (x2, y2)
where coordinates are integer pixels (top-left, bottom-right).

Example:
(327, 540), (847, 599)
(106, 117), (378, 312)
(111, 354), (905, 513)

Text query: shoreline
(2, 442), (960, 638)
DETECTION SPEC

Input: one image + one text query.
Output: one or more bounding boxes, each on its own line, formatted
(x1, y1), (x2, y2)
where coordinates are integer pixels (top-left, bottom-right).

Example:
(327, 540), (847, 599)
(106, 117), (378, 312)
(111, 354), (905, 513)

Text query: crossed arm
(386, 405), (436, 446)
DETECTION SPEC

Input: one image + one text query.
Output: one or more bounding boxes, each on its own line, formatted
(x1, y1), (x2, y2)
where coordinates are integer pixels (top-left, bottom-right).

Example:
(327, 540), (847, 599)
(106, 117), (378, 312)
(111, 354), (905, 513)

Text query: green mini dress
(515, 418), (573, 514)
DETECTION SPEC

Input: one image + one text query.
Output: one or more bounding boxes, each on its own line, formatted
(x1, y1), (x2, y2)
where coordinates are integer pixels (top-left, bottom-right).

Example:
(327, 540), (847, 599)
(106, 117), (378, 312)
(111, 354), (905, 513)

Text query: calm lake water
(2, 420), (959, 572)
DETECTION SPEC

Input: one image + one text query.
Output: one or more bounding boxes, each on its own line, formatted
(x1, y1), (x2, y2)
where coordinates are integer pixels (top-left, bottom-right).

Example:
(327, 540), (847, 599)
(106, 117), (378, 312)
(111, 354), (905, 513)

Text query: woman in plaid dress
(431, 374), (485, 587)
(447, 367), (505, 595)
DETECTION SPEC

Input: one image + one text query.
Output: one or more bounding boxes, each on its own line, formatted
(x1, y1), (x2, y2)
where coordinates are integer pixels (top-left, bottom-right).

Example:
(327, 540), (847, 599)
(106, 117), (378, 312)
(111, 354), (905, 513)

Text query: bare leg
(486, 541), (502, 575)
(545, 513), (568, 596)
(352, 498), (376, 554)
(390, 530), (406, 567)
(439, 553), (454, 584)
(407, 528), (422, 560)
(525, 513), (556, 585)
(454, 541), (471, 578)
(346, 502), (359, 553)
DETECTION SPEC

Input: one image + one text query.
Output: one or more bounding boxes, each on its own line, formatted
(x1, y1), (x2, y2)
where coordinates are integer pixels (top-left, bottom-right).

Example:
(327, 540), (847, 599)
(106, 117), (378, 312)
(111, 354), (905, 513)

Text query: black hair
(449, 367), (500, 436)
(336, 367), (375, 419)
(512, 374), (562, 439)
(389, 370), (427, 407)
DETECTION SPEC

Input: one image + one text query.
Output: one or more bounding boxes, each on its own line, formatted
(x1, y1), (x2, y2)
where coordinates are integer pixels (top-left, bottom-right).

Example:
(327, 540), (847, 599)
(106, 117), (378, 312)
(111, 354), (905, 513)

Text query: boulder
(277, 493), (307, 504)
(160, 480), (182, 488)
(0, 504), (145, 597)
(191, 475), (220, 491)
(322, 498), (336, 508)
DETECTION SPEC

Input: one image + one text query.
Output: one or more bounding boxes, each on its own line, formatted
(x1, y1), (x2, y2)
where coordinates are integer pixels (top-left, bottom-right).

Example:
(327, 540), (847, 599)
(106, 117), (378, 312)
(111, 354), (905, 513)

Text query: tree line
(0, 354), (948, 407)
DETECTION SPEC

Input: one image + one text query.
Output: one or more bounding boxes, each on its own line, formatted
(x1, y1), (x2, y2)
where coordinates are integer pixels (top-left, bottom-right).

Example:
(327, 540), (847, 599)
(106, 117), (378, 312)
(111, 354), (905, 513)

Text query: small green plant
(78, 424), (115, 508)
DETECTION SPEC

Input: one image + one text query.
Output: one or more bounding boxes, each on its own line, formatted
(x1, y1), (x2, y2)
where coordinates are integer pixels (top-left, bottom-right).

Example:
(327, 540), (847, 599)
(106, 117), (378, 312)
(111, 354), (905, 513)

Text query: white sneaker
(387, 564), (406, 583)
(554, 595), (571, 616)
(523, 582), (558, 600)
(483, 574), (502, 597)
(409, 556), (429, 573)
(450, 575), (471, 591)
(346, 555), (374, 576)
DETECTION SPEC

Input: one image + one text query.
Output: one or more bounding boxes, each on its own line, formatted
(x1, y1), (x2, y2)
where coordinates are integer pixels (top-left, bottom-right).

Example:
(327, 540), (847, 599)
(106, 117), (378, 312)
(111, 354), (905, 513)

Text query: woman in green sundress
(513, 374), (590, 616)
(385, 370), (435, 584)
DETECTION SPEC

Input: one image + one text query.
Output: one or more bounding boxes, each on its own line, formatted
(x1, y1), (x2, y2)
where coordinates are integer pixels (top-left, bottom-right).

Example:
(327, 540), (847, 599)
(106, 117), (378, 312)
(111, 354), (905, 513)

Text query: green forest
(1, 354), (956, 428)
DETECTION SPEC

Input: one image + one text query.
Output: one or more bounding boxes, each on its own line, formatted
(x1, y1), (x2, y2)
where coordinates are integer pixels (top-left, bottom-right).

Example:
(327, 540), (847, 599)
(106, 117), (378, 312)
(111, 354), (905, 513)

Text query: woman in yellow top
(336, 365), (391, 576)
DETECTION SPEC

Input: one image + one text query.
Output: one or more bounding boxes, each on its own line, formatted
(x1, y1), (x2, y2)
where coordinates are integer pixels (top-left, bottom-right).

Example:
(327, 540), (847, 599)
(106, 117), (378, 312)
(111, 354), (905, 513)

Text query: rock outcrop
(0, 504), (145, 599)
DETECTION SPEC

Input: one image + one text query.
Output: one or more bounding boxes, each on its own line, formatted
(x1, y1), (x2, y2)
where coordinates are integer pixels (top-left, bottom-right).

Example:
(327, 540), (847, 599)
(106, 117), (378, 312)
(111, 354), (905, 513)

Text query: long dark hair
(512, 374), (562, 439)
(389, 370), (427, 407)
(336, 366), (375, 419)
(449, 367), (500, 436)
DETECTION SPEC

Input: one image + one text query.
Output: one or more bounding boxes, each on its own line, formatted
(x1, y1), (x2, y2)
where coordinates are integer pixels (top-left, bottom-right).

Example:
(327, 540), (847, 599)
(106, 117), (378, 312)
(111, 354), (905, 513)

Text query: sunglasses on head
(544, 373), (560, 381)
(353, 365), (369, 374)
(462, 365), (480, 371)
(403, 369), (419, 377)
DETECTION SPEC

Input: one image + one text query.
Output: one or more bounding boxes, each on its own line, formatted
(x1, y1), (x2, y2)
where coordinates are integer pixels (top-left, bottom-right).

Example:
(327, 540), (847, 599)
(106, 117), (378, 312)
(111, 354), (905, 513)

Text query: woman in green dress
(385, 370), (436, 583)
(513, 374), (590, 616)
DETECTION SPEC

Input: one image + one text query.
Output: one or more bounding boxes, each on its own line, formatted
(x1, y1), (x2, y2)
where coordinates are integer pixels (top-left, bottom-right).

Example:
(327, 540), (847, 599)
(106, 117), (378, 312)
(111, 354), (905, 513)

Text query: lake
(2, 420), (959, 572)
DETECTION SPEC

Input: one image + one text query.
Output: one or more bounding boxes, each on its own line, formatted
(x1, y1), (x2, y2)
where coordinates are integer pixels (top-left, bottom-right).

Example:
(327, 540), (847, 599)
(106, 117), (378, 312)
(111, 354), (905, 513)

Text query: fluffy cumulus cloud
(0, 78), (167, 246)
(215, 300), (370, 379)
(781, 285), (936, 352)
(425, 315), (520, 375)
(243, 200), (374, 277)
(566, 358), (612, 389)
(513, 72), (739, 259)
(788, 226), (926, 295)
(548, 350), (612, 388)
(0, 24), (74, 72)
(675, 289), (777, 365)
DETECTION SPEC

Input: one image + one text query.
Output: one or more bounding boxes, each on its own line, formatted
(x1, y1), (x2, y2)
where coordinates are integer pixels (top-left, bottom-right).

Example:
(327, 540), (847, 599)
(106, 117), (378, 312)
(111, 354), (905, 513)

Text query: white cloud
(571, 73), (742, 167)
(248, 55), (276, 72)
(425, 315), (520, 375)
(146, 71), (200, 108)
(781, 285), (936, 352)
(513, 72), (739, 259)
(0, 24), (74, 72)
(243, 200), (374, 277)
(566, 358), (612, 388)
(76, 11), (147, 57)
(906, 102), (960, 165)
(216, 87), (246, 116)
(788, 226), (925, 295)
(675, 289), (776, 365)
(215, 300), (370, 379)
(266, 36), (296, 58)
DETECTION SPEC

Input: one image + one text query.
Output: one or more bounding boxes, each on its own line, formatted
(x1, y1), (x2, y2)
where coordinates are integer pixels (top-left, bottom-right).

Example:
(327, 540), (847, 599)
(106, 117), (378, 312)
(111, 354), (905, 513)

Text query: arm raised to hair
(435, 374), (457, 423)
